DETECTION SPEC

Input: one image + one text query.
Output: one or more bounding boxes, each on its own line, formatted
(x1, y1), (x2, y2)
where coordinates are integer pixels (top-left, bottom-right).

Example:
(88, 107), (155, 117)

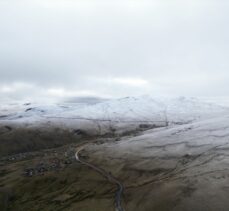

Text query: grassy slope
(0, 147), (115, 211)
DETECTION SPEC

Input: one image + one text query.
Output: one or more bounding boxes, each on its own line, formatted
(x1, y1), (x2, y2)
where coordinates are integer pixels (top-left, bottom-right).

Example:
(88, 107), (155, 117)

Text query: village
(0, 144), (80, 178)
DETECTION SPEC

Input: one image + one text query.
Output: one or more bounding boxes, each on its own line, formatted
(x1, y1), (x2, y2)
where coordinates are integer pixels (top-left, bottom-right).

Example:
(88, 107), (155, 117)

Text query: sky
(0, 0), (229, 102)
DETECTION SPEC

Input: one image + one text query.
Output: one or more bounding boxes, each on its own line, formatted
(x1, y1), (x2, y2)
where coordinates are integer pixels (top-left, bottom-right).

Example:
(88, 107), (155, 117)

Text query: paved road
(75, 146), (125, 211)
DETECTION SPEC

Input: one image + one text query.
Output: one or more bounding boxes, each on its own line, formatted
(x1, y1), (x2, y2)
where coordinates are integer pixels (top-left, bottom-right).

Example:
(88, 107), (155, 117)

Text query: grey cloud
(0, 0), (229, 101)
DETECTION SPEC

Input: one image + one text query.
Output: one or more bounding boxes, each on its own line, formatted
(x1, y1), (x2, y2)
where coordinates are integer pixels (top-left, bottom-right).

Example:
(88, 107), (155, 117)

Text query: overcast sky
(0, 0), (229, 102)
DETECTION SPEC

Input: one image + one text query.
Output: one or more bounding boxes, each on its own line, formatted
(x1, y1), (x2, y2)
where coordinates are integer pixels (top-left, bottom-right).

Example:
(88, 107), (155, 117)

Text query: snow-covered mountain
(0, 96), (228, 135)
(1, 96), (229, 158)
(58, 96), (229, 123)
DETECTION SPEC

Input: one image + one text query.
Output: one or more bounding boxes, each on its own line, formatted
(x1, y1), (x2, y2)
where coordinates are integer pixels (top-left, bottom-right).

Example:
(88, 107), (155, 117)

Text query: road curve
(75, 146), (125, 211)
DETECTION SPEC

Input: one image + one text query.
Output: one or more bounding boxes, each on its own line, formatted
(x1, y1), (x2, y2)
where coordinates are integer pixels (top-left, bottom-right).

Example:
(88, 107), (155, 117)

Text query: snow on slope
(0, 96), (228, 134)
(58, 96), (165, 122)
(110, 114), (229, 153)
(85, 113), (229, 210)
(48, 96), (229, 123)
(163, 96), (229, 123)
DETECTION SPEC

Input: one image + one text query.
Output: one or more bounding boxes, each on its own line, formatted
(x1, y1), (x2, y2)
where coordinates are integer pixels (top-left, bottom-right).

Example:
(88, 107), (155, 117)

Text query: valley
(1, 96), (229, 211)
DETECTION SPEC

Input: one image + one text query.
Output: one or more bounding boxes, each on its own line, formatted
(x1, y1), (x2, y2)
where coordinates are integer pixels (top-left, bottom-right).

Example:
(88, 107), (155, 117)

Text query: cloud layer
(1, 0), (229, 101)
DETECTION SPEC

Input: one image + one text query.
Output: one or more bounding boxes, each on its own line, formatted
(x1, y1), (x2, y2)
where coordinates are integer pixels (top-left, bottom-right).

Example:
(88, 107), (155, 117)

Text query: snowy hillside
(1, 96), (229, 158)
(73, 96), (228, 123)
(85, 112), (229, 211)
(0, 96), (228, 135)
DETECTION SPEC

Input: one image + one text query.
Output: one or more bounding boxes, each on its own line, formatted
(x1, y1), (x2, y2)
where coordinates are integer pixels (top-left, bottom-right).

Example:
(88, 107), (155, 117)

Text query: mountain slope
(83, 114), (229, 211)
(0, 96), (228, 156)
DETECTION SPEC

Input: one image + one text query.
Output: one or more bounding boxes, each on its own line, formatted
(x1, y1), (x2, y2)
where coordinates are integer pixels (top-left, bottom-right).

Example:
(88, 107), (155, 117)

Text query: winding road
(75, 146), (125, 211)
